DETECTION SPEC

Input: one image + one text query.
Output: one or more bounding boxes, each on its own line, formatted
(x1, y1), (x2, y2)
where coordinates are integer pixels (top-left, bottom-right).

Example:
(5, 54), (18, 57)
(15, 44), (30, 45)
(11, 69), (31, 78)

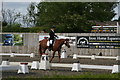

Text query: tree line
(2, 2), (119, 33)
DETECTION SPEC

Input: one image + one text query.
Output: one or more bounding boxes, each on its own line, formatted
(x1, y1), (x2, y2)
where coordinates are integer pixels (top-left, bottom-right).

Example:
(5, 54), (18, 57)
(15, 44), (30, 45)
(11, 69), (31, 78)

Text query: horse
(39, 38), (70, 62)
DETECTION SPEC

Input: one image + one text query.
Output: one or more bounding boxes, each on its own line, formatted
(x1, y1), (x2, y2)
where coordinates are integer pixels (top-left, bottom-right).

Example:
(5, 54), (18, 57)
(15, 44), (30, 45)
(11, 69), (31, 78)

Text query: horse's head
(64, 39), (70, 48)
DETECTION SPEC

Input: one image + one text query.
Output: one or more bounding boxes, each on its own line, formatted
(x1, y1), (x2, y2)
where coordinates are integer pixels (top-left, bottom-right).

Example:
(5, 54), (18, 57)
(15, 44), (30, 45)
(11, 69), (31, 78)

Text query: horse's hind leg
(58, 51), (61, 63)
(43, 48), (47, 53)
(49, 51), (55, 63)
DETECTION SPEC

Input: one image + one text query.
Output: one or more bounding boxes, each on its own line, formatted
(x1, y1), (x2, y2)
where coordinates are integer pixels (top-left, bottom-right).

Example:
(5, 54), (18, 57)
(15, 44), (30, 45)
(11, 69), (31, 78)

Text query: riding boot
(49, 44), (52, 51)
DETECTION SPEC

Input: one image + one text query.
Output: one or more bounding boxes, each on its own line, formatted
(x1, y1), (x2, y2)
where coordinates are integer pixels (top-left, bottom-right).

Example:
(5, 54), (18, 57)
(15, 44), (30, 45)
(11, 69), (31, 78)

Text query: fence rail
(73, 54), (120, 60)
(9, 62), (119, 73)
(0, 53), (35, 58)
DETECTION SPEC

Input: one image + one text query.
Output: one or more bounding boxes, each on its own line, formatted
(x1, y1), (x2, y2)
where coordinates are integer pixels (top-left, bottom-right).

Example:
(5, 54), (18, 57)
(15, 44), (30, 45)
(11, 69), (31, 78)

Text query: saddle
(47, 40), (55, 47)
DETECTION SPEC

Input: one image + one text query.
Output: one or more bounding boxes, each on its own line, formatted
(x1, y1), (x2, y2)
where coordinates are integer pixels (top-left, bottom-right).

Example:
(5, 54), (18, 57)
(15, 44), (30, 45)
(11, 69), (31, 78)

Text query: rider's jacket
(49, 30), (57, 40)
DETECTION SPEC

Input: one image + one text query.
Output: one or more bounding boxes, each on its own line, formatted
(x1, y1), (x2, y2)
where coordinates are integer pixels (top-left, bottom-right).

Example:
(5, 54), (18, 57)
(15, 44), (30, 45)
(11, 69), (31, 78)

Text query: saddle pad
(47, 41), (50, 46)
(47, 40), (55, 46)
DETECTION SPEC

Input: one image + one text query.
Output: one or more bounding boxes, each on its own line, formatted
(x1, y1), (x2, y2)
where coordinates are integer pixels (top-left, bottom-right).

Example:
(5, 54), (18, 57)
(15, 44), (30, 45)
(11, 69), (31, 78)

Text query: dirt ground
(1, 55), (119, 78)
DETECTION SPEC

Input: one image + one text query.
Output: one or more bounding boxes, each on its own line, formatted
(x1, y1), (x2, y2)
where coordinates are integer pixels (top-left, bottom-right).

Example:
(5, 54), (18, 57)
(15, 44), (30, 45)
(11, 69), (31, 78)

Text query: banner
(76, 36), (120, 49)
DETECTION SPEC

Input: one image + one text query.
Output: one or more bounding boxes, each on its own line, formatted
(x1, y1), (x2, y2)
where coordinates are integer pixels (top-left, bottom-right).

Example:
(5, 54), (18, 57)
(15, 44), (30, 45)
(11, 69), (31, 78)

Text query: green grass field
(42, 73), (119, 78)
(2, 73), (119, 80)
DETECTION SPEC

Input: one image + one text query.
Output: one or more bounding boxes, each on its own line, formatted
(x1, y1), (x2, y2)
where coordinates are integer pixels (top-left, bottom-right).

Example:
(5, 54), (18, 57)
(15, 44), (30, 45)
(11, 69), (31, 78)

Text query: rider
(49, 26), (58, 51)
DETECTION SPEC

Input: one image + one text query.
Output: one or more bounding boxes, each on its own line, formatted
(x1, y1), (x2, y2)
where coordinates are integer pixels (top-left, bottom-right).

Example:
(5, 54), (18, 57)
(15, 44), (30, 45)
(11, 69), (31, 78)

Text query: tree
(22, 14), (31, 27)
(57, 14), (93, 33)
(14, 34), (21, 41)
(36, 2), (117, 33)
(26, 2), (37, 27)
(2, 9), (21, 26)
(83, 2), (116, 21)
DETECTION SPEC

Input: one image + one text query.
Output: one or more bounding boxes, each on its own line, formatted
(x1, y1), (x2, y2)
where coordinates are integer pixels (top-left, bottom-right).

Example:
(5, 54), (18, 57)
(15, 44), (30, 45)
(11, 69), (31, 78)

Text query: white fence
(0, 61), (29, 74)
(0, 61), (119, 73)
(0, 53), (35, 58)
(0, 65), (19, 71)
(9, 62), (120, 73)
(51, 63), (113, 70)
(73, 54), (120, 60)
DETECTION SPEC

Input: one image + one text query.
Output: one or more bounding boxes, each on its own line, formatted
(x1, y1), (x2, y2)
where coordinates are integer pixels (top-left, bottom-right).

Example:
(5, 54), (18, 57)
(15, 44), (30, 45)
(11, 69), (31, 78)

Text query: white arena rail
(0, 65), (19, 71)
(51, 63), (113, 70)
(10, 62), (113, 70)
(0, 53), (35, 58)
(0, 61), (29, 74)
(95, 56), (116, 59)
(9, 62), (120, 73)
(73, 54), (120, 60)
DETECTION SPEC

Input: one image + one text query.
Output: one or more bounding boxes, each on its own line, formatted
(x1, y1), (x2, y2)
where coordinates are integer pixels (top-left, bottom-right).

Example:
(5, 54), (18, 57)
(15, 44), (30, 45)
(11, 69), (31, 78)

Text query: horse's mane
(39, 39), (68, 44)
(57, 39), (69, 41)
(57, 39), (65, 41)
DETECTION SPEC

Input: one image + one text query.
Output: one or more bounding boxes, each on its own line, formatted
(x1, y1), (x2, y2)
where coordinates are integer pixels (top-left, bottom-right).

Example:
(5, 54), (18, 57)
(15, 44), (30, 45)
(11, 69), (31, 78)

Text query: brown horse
(39, 39), (70, 62)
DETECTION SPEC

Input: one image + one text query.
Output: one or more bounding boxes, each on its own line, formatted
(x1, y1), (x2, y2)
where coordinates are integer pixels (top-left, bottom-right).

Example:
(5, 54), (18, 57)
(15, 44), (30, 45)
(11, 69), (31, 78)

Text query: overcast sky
(112, 2), (120, 20)
(3, 2), (33, 15)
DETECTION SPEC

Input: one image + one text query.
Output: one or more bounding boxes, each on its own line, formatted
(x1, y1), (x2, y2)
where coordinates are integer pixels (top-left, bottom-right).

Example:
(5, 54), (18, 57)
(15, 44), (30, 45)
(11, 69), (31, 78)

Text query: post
(31, 61), (39, 69)
(91, 55), (95, 60)
(117, 22), (120, 34)
(71, 61), (82, 72)
(112, 65), (120, 73)
(10, 53), (14, 57)
(61, 49), (67, 58)
(18, 63), (29, 74)
(1, 60), (10, 65)
(73, 54), (77, 59)
(30, 53), (35, 58)
(0, 1), (3, 33)
(39, 53), (50, 70)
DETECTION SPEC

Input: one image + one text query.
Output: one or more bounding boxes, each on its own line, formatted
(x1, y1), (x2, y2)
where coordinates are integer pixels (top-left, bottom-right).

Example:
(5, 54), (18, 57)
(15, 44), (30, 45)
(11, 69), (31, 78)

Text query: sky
(3, 2), (33, 15)
(0, 2), (32, 21)
(111, 2), (120, 20)
(1, 2), (39, 27)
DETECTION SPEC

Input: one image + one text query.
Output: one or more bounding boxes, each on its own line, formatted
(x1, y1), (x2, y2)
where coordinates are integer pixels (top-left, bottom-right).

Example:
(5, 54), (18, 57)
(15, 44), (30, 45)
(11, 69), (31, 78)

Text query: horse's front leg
(49, 51), (55, 63)
(39, 45), (42, 57)
(58, 50), (61, 63)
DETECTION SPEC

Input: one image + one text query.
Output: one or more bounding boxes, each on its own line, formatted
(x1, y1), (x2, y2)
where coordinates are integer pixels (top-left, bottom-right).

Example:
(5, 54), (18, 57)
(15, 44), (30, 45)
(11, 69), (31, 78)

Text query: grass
(2, 73), (119, 80)
(42, 73), (119, 78)
(14, 42), (23, 46)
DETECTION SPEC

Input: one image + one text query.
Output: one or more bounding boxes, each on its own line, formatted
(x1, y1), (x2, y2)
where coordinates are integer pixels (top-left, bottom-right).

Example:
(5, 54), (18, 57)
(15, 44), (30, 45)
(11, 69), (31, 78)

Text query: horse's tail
(38, 41), (42, 56)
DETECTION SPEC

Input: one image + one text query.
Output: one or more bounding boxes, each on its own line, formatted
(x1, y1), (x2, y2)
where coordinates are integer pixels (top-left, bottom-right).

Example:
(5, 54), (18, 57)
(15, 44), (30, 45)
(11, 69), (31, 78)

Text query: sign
(76, 36), (120, 49)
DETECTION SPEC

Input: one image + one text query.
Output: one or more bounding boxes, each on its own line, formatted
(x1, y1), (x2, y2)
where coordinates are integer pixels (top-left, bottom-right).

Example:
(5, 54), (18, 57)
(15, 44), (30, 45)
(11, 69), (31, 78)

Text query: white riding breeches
(49, 40), (53, 44)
